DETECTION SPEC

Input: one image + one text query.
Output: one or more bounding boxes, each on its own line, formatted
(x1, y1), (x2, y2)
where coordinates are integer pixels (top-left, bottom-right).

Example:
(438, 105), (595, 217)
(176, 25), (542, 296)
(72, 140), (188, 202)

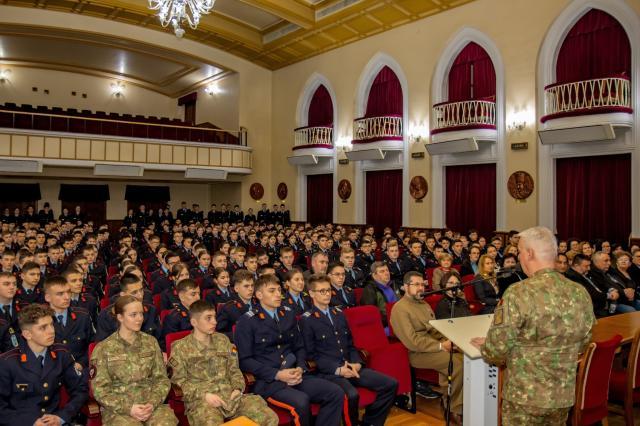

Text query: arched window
(365, 66), (402, 117)
(448, 42), (496, 102)
(307, 85), (333, 127)
(556, 9), (631, 83)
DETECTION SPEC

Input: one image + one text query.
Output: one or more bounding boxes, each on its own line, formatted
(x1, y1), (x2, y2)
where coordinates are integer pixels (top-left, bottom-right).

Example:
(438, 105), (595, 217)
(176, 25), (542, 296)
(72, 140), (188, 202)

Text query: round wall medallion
(338, 179), (352, 201)
(277, 182), (288, 201)
(409, 176), (428, 200)
(507, 171), (534, 200)
(249, 183), (264, 200)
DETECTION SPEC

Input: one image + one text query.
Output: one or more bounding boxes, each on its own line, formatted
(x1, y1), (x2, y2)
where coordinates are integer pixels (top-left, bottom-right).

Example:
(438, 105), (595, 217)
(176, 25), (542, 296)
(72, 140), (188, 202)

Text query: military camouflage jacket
(90, 331), (170, 414)
(481, 268), (595, 408)
(168, 332), (245, 404)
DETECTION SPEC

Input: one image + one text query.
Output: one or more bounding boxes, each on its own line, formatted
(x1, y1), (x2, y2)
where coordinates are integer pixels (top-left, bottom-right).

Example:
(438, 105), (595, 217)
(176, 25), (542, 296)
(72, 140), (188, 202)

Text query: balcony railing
(431, 99), (496, 134)
(352, 115), (403, 143)
(0, 108), (246, 145)
(293, 125), (333, 149)
(542, 76), (632, 123)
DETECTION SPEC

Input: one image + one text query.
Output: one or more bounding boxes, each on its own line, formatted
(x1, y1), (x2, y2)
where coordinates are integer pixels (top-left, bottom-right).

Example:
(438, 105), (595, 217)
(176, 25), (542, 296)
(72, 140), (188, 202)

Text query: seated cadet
(189, 250), (214, 290)
(168, 300), (279, 426)
(276, 247), (297, 283)
(44, 276), (94, 368)
(95, 273), (161, 346)
(0, 304), (87, 425)
(258, 265), (277, 278)
(0, 272), (21, 352)
(151, 251), (181, 295)
(216, 270), (257, 341)
(360, 262), (399, 328)
(227, 246), (246, 275)
(340, 248), (365, 289)
(161, 263), (190, 310)
(90, 295), (177, 425)
(235, 274), (345, 426)
(16, 261), (43, 305)
(404, 239), (429, 277)
(204, 267), (234, 306)
(327, 262), (356, 309)
(390, 272), (464, 423)
(243, 253), (259, 280)
(63, 267), (98, 326)
(281, 268), (311, 315)
(161, 279), (200, 341)
(301, 274), (398, 426)
(356, 239), (376, 273)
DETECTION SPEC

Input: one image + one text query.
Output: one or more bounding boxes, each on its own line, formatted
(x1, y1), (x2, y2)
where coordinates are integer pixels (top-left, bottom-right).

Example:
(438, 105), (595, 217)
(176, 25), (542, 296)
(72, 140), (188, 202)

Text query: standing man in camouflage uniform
(90, 295), (177, 425)
(471, 226), (595, 425)
(168, 300), (278, 425)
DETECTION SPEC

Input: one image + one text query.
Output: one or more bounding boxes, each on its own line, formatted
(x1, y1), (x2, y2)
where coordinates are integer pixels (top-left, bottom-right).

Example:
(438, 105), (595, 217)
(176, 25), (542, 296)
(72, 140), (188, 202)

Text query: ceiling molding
(237, 0), (315, 29)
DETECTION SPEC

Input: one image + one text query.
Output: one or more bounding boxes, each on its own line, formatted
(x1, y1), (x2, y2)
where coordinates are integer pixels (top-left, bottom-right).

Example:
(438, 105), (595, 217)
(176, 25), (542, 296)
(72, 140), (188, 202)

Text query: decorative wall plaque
(249, 183), (264, 200)
(338, 179), (352, 201)
(507, 171), (534, 200)
(277, 182), (288, 201)
(409, 176), (428, 201)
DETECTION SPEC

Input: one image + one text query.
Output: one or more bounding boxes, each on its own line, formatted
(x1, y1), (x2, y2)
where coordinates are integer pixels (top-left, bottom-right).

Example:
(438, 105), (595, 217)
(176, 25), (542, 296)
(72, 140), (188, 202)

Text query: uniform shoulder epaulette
(244, 310), (255, 318)
(302, 311), (312, 318)
(225, 299), (237, 305)
(70, 306), (89, 314)
(0, 347), (20, 360)
(282, 306), (291, 311)
(50, 343), (69, 353)
(334, 307), (342, 313)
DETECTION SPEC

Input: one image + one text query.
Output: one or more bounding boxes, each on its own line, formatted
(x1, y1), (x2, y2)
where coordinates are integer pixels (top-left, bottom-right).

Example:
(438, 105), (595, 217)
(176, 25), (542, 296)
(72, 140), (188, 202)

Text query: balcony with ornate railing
(292, 125), (333, 150)
(352, 115), (403, 145)
(431, 99), (496, 135)
(541, 76), (632, 123)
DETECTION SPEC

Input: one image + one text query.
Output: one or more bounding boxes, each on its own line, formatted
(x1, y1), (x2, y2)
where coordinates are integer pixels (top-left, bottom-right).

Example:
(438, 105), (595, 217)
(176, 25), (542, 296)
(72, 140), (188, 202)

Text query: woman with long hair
(473, 254), (499, 314)
(90, 295), (177, 425)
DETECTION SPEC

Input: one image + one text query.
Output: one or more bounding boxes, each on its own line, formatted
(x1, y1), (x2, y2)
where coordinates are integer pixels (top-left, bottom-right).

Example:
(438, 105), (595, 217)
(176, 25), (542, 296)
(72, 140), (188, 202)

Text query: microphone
(495, 268), (516, 279)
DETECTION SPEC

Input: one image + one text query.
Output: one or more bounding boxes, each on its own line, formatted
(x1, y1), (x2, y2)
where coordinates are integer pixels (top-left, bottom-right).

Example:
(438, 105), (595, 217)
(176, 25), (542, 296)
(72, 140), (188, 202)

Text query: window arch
(364, 66), (403, 117)
(448, 42), (496, 102)
(307, 85), (333, 127)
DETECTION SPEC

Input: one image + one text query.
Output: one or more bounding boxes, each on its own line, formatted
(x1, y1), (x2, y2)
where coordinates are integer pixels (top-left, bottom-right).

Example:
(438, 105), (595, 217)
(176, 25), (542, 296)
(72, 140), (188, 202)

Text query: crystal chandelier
(148, 0), (215, 38)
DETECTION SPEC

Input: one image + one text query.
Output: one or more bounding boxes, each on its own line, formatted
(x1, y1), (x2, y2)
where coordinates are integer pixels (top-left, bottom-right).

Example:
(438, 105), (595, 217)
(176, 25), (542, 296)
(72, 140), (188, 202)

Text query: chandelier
(148, 0), (215, 38)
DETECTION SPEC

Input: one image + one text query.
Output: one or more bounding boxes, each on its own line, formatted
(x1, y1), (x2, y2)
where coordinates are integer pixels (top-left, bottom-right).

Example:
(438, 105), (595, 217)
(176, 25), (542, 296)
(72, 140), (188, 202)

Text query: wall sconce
(508, 109), (530, 132)
(410, 135), (424, 144)
(110, 81), (125, 97)
(508, 120), (527, 131)
(0, 69), (11, 83)
(204, 83), (220, 96)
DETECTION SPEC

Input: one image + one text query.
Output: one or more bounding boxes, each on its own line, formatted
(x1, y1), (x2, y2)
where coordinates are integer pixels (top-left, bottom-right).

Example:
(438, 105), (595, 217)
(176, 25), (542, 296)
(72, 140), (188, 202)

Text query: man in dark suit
(177, 202), (191, 223)
(257, 204), (270, 224)
(565, 254), (612, 317)
(403, 239), (428, 277)
(590, 251), (631, 313)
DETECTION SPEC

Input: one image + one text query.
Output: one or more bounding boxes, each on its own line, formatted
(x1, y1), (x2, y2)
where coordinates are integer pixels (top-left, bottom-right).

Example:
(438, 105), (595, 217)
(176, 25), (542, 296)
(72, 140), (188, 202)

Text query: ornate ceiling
(0, 0), (476, 70)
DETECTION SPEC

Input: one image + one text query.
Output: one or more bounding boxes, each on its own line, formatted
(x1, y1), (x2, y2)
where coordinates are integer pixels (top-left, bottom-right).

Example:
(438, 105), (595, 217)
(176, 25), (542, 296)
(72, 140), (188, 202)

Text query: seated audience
(161, 279), (201, 341)
(432, 253), (453, 290)
(281, 268), (311, 315)
(327, 262), (356, 309)
(435, 271), (472, 319)
(473, 255), (499, 314)
(360, 262), (399, 328)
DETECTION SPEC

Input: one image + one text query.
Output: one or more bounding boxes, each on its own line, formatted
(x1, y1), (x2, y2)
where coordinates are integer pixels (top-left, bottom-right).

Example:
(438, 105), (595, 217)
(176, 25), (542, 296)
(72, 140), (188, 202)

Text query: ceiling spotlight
(0, 69), (11, 83)
(111, 81), (125, 97)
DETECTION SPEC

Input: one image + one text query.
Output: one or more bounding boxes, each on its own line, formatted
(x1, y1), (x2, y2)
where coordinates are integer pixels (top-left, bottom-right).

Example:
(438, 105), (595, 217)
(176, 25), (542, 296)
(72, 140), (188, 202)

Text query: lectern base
(462, 354), (498, 426)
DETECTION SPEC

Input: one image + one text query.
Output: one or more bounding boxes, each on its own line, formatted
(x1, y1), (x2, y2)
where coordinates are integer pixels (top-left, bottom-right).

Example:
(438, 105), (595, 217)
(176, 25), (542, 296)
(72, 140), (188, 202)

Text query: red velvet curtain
(448, 42), (496, 102)
(365, 66), (403, 117)
(556, 9), (631, 83)
(308, 85), (333, 127)
(366, 170), (402, 233)
(307, 174), (333, 225)
(556, 154), (630, 243)
(446, 163), (496, 238)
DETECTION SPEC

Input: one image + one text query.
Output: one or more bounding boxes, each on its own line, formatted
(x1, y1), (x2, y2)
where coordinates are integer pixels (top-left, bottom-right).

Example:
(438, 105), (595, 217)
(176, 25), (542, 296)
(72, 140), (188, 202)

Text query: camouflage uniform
(90, 331), (177, 425)
(168, 332), (278, 426)
(481, 268), (596, 426)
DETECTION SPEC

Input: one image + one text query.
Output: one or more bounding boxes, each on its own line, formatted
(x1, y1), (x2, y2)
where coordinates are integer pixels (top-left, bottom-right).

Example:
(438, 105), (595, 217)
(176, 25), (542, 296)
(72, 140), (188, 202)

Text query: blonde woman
(473, 255), (499, 314)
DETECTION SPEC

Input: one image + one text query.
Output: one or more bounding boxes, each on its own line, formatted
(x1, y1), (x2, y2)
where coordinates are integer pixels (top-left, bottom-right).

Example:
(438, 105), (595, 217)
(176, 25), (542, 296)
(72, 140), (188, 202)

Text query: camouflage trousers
(187, 394), (279, 426)
(502, 399), (570, 426)
(102, 403), (178, 425)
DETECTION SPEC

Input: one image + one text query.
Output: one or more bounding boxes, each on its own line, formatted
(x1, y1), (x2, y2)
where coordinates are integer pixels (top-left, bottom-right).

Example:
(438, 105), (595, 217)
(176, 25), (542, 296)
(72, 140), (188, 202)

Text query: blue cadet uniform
(0, 339), (88, 425)
(300, 305), (398, 426)
(0, 300), (21, 352)
(215, 296), (257, 341)
(235, 304), (345, 426)
(161, 303), (193, 342)
(160, 286), (181, 311)
(94, 302), (162, 347)
(329, 285), (357, 309)
(204, 285), (234, 307)
(52, 306), (95, 367)
(281, 291), (312, 316)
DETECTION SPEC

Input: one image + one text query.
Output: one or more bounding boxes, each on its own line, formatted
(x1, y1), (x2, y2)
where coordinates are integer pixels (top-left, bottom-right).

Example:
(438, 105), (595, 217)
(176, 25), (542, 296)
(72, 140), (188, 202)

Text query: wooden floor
(384, 395), (640, 425)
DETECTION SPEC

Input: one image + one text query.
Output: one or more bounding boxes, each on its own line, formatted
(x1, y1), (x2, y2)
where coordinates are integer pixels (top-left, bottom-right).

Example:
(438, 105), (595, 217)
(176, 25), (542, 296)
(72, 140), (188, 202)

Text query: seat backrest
(343, 305), (388, 352)
(425, 294), (443, 311)
(385, 302), (396, 337)
(629, 329), (640, 390)
(463, 284), (479, 303)
(166, 330), (191, 357)
(160, 309), (172, 324)
(353, 288), (364, 305)
(425, 268), (436, 284)
(153, 294), (162, 311)
(461, 274), (475, 283)
(576, 334), (622, 414)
